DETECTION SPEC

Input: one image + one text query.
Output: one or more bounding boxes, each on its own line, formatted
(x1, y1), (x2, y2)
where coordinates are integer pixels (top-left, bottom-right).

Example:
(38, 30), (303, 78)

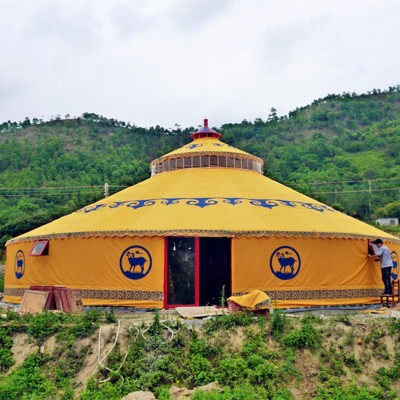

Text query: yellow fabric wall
(4, 237), (164, 308)
(232, 237), (399, 307)
(5, 235), (400, 308)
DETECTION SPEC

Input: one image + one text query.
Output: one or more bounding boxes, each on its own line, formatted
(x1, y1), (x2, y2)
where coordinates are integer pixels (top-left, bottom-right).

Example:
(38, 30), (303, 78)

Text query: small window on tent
(184, 157), (192, 168)
(193, 156), (200, 168)
(201, 155), (209, 167)
(29, 240), (49, 256)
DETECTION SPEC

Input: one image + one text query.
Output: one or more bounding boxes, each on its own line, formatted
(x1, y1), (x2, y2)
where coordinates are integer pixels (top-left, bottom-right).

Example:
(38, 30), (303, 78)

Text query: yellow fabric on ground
(228, 290), (271, 310)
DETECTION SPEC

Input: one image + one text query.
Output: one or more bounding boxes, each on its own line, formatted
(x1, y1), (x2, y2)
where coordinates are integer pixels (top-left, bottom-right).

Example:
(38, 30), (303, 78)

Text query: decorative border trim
(4, 287), (163, 301)
(233, 288), (382, 300)
(7, 230), (400, 245)
(4, 288), (26, 297)
(6, 287), (381, 302)
(80, 289), (163, 301)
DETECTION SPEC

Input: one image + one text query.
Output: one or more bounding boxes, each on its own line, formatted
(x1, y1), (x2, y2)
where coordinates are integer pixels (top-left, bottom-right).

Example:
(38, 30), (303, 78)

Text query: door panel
(199, 238), (231, 306)
(167, 237), (195, 305)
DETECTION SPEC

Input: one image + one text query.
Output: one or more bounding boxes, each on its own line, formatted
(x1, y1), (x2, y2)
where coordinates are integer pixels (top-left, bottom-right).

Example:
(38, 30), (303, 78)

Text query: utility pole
(368, 180), (372, 215)
(104, 183), (109, 198)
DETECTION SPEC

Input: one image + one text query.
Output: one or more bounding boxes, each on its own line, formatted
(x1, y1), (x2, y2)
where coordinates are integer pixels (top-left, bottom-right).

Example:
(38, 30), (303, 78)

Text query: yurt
(4, 120), (400, 308)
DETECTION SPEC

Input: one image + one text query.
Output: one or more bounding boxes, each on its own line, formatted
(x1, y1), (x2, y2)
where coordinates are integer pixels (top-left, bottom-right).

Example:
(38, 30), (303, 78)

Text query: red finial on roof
(191, 118), (222, 140)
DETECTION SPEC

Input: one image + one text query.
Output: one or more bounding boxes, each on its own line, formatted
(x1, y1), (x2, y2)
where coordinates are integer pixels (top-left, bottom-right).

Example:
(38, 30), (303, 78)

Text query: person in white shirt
(372, 238), (394, 295)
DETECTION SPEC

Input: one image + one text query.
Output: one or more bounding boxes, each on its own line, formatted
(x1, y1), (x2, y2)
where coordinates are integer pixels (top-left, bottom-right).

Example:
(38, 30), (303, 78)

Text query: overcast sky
(1, 0), (399, 129)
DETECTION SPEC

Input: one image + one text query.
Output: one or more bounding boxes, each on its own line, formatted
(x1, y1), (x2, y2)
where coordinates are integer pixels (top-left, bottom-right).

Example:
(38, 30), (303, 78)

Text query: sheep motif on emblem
(276, 251), (296, 275)
(270, 246), (301, 280)
(14, 250), (25, 279)
(120, 245), (152, 280)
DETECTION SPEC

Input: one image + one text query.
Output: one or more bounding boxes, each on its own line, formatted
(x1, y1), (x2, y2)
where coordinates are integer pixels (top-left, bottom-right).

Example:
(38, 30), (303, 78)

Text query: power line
(1, 186), (400, 199)
(0, 185), (125, 190)
(1, 191), (106, 198)
(1, 181), (399, 200)
(0, 183), (128, 199)
(303, 177), (400, 186)
(1, 178), (399, 192)
(305, 187), (400, 195)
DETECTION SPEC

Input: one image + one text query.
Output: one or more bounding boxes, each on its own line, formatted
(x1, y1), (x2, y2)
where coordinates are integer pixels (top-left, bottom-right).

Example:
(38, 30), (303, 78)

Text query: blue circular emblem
(391, 251), (398, 280)
(15, 250), (25, 279)
(120, 245), (152, 280)
(270, 246), (301, 280)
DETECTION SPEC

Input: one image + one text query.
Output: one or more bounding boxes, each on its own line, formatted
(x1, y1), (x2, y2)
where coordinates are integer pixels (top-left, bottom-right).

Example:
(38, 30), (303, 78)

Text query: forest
(1, 86), (400, 251)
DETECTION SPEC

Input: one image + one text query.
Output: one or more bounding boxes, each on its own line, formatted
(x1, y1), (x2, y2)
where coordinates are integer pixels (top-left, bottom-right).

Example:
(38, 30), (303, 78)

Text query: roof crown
(191, 119), (222, 140)
(150, 118), (264, 176)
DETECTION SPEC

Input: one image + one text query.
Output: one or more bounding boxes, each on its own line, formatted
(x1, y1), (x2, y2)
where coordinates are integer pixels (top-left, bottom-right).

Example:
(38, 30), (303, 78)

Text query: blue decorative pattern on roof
(78, 197), (335, 214)
(184, 144), (203, 150)
(182, 142), (235, 150)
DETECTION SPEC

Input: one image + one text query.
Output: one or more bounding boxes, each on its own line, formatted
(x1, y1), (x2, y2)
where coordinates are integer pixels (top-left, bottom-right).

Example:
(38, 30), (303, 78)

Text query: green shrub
(240, 333), (267, 358)
(26, 311), (62, 345)
(148, 309), (162, 336)
(332, 314), (352, 326)
(247, 360), (276, 384)
(188, 354), (215, 386)
(270, 308), (287, 338)
(216, 356), (247, 385)
(191, 383), (275, 399)
(66, 310), (100, 339)
(365, 324), (385, 347)
(343, 353), (362, 373)
(0, 327), (14, 372)
(80, 377), (122, 400)
(190, 337), (218, 358)
(204, 312), (252, 334)
(301, 314), (323, 325)
(105, 309), (117, 323)
(388, 317), (400, 337)
(0, 353), (56, 400)
(316, 378), (390, 399)
(281, 322), (322, 349)
(0, 274), (4, 292)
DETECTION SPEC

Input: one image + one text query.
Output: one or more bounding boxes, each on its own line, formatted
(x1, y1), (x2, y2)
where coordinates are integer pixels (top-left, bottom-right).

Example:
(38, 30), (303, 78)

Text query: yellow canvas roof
(162, 136), (252, 157)
(10, 167), (399, 243)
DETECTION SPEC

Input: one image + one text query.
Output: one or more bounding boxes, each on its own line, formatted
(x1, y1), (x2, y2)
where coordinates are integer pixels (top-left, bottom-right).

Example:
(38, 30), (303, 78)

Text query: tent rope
(92, 318), (180, 386)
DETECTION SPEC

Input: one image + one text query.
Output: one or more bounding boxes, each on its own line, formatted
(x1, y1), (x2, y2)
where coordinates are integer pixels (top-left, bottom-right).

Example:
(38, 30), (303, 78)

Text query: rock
(170, 382), (222, 398)
(121, 391), (156, 400)
(169, 386), (194, 398)
(197, 382), (222, 392)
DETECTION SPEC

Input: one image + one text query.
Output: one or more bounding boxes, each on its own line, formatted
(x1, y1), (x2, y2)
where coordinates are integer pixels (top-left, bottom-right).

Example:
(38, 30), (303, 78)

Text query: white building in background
(375, 218), (399, 226)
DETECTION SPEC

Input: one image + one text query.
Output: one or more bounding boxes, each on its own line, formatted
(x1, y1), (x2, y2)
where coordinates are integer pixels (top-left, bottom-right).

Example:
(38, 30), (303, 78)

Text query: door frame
(164, 237), (232, 308)
(164, 237), (200, 308)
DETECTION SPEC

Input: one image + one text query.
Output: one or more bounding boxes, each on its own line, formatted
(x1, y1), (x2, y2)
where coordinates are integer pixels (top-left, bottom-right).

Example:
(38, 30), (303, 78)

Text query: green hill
(1, 87), (400, 249)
